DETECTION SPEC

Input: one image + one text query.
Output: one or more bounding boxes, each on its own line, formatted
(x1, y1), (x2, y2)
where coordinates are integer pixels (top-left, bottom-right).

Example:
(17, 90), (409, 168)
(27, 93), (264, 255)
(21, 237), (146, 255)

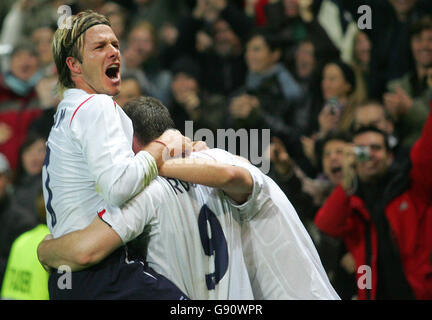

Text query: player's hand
(38, 234), (54, 273)
(156, 129), (193, 160)
(192, 140), (209, 152)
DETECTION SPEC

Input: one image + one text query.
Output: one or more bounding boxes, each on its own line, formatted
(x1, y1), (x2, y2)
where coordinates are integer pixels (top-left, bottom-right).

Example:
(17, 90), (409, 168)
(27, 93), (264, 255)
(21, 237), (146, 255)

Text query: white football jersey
(42, 89), (157, 240)
(105, 149), (259, 300)
(230, 161), (340, 300)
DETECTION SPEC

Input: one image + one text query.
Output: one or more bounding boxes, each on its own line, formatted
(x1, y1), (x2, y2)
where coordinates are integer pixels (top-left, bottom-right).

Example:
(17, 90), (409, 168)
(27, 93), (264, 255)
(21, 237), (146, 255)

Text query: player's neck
(72, 77), (98, 95)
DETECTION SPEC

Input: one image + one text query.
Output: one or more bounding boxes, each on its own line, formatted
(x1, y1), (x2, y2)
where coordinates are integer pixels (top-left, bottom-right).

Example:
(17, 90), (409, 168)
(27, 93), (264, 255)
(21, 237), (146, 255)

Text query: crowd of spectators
(0, 0), (431, 300)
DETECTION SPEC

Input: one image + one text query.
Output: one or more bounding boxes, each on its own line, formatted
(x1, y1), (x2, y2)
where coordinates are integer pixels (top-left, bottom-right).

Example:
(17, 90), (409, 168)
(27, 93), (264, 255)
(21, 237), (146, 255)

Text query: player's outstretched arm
(159, 157), (253, 204)
(37, 218), (122, 271)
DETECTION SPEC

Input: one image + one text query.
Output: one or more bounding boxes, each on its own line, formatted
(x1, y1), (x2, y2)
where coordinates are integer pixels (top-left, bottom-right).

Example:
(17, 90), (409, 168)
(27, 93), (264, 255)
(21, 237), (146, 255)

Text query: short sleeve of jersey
(98, 178), (165, 243)
(196, 149), (264, 221)
(69, 94), (158, 206)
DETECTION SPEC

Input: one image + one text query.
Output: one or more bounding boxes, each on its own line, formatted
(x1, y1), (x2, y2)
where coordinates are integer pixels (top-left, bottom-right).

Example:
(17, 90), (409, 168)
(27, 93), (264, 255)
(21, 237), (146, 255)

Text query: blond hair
(52, 10), (110, 94)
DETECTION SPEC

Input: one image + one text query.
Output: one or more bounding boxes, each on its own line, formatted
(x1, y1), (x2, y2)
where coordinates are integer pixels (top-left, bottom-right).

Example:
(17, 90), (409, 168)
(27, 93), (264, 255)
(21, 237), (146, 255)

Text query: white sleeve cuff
(224, 162), (264, 221)
(135, 150), (159, 189)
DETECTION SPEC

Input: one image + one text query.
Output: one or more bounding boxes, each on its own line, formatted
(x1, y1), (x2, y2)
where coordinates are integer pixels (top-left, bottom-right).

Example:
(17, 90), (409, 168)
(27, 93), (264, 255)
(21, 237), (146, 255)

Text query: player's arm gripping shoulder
(159, 156), (253, 204)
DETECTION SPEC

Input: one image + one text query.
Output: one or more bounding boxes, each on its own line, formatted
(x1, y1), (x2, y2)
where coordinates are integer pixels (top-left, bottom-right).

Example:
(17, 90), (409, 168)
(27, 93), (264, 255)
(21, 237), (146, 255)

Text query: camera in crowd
(326, 97), (342, 115)
(354, 146), (370, 162)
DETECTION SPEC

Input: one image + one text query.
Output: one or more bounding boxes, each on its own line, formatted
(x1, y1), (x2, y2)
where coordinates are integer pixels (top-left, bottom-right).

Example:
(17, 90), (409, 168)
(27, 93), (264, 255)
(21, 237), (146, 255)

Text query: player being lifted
(43, 10), (192, 299)
(40, 97), (260, 299)
(39, 97), (339, 300)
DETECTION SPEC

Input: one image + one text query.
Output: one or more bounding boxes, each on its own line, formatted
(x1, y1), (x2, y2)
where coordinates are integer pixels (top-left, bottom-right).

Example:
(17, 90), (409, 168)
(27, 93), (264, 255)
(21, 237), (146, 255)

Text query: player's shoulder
(64, 90), (117, 125)
(194, 148), (236, 162)
(75, 93), (116, 113)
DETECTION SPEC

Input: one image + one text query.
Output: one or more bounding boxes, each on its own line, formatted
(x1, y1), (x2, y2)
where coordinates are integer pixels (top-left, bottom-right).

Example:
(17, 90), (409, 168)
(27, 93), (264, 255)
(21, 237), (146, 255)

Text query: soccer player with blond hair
(43, 10), (191, 299)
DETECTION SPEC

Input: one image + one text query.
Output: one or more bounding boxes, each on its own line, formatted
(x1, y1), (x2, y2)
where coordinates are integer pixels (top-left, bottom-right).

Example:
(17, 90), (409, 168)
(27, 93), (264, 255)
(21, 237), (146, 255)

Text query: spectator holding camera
(315, 102), (432, 299)
(352, 101), (412, 170)
(318, 60), (367, 136)
(300, 60), (366, 171)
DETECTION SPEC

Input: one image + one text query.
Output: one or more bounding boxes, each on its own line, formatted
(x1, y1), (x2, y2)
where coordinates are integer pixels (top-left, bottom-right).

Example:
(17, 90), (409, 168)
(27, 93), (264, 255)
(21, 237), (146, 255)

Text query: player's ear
(66, 56), (82, 75)
(132, 136), (142, 154)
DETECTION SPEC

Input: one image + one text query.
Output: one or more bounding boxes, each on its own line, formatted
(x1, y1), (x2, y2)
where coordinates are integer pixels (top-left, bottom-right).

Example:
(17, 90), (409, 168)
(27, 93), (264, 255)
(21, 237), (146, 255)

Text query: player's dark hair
(122, 96), (175, 145)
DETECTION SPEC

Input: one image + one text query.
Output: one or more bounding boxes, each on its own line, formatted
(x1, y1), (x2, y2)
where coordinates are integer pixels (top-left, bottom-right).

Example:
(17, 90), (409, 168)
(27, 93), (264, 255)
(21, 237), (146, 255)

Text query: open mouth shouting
(105, 63), (121, 84)
(328, 166), (343, 183)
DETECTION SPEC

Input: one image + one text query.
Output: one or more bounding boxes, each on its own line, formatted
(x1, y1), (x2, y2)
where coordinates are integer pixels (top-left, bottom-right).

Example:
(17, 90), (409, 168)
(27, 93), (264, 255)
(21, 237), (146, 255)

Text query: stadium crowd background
(0, 0), (431, 300)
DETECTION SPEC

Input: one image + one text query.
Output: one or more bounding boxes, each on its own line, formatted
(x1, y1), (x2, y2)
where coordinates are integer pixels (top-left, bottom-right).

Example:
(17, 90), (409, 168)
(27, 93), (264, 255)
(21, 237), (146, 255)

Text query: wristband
(153, 140), (168, 148)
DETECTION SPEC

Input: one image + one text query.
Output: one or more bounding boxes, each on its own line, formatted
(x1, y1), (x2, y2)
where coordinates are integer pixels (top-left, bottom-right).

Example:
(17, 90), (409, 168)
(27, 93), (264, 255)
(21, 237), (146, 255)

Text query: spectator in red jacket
(0, 42), (42, 171)
(315, 102), (432, 299)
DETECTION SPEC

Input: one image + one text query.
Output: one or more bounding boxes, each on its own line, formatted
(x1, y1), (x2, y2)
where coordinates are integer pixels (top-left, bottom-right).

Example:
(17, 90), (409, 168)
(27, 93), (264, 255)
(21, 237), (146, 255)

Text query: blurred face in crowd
(321, 63), (352, 101)
(212, 19), (241, 57)
(101, 2), (126, 40)
(411, 28), (432, 69)
(115, 78), (141, 106)
(322, 139), (346, 185)
(32, 27), (54, 67)
(354, 32), (371, 66)
(354, 104), (393, 134)
(10, 49), (39, 81)
(295, 41), (315, 79)
(246, 35), (280, 74)
(171, 73), (199, 102)
(128, 26), (155, 62)
(283, 0), (299, 17)
(22, 138), (46, 176)
(353, 132), (393, 183)
(107, 13), (126, 41)
(389, 0), (417, 17)
(134, 0), (153, 4)
(78, 0), (105, 10)
(72, 25), (121, 96)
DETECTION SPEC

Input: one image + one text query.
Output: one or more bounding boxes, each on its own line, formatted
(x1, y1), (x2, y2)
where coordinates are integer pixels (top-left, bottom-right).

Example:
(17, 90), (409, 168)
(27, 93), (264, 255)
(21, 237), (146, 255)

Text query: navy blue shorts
(48, 246), (189, 300)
